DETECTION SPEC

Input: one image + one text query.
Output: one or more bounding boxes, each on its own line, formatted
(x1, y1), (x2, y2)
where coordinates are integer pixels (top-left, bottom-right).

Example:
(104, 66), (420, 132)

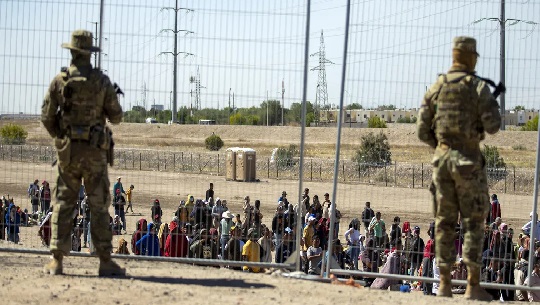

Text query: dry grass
(2, 119), (537, 167)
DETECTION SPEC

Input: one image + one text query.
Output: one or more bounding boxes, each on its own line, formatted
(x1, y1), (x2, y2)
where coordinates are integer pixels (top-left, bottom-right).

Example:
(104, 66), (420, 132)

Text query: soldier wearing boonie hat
(41, 29), (124, 277)
(417, 36), (501, 301)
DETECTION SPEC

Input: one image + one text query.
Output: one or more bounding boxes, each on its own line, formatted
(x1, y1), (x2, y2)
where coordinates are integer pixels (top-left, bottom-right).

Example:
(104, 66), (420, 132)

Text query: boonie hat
(62, 30), (101, 54)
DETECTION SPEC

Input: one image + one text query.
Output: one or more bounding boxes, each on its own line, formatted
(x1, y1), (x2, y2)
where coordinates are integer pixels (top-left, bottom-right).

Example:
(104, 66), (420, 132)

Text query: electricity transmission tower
(473, 0), (537, 130)
(310, 30), (334, 125)
(160, 0), (194, 123)
(190, 66), (205, 111)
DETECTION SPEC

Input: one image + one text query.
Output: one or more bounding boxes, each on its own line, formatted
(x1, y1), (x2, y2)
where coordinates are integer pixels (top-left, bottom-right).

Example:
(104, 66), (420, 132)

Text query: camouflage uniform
(418, 37), (500, 299)
(41, 30), (124, 275)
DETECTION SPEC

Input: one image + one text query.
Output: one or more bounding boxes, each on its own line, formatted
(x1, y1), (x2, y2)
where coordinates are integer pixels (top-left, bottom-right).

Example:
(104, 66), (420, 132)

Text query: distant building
(319, 109), (418, 124)
(0, 113), (40, 120)
(320, 108), (537, 127)
(150, 104), (164, 111)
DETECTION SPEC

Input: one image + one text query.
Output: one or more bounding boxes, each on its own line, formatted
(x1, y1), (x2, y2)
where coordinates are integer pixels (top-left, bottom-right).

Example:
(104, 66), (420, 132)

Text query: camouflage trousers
(50, 142), (112, 255)
(432, 147), (489, 269)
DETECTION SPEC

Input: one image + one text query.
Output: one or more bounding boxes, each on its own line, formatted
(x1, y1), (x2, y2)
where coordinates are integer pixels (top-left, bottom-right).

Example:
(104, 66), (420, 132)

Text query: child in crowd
(125, 184), (135, 213)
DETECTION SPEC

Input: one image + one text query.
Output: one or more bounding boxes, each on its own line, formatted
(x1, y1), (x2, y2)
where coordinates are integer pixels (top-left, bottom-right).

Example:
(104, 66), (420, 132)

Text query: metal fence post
(504, 165), (507, 193)
(513, 165), (516, 192)
(181, 152), (184, 171)
(412, 167), (415, 188)
(267, 158), (270, 178)
(173, 153), (176, 171)
(190, 153), (193, 171)
(139, 152), (142, 170)
(384, 164), (387, 187)
(132, 151), (135, 169)
(394, 161), (397, 187)
(20, 146), (22, 162)
(311, 159), (313, 181)
(217, 154), (220, 175)
(421, 163), (424, 188)
(342, 161), (345, 182)
(157, 153), (160, 171)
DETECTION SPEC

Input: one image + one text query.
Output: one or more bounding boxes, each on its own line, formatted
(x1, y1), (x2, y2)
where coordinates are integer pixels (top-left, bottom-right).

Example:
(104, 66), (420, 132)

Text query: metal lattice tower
(190, 66), (205, 111)
(311, 30), (334, 112)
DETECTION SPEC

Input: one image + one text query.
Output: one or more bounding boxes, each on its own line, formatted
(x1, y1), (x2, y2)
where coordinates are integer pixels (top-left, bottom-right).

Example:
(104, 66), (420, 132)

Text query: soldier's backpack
(433, 74), (480, 141)
(60, 68), (104, 140)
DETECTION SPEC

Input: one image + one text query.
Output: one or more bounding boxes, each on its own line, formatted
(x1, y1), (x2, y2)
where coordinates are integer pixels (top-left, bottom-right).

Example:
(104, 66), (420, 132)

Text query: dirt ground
(0, 161), (534, 304)
(0, 120), (536, 304)
(0, 252), (497, 305)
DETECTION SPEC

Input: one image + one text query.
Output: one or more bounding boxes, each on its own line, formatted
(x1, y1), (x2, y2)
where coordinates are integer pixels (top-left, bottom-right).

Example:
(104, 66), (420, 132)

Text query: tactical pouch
(449, 151), (475, 179)
(429, 182), (437, 217)
(70, 125), (91, 141)
(54, 137), (71, 168)
(108, 140), (115, 167)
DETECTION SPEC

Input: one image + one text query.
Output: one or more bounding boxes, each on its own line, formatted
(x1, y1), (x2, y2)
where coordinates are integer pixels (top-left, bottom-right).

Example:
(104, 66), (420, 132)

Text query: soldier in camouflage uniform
(417, 37), (501, 300)
(41, 30), (125, 276)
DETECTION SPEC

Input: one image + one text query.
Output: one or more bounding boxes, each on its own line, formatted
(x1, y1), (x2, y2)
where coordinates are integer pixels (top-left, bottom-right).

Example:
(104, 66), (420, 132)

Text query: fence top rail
(330, 269), (540, 291)
(0, 247), (295, 269)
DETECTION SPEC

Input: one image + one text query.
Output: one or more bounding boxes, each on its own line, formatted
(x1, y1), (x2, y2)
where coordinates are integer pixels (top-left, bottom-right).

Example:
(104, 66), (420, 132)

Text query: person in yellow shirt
(185, 195), (195, 212)
(302, 216), (316, 273)
(242, 228), (261, 273)
(125, 185), (134, 213)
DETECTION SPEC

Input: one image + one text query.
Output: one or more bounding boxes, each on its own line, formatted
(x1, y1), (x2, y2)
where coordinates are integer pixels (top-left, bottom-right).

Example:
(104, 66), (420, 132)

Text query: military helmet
(61, 29), (101, 54)
(452, 36), (479, 56)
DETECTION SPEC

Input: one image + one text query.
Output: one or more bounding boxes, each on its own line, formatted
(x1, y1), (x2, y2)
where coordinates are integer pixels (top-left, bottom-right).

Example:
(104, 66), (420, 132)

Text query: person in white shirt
(522, 212), (540, 242)
(524, 259), (540, 302)
(344, 222), (362, 270)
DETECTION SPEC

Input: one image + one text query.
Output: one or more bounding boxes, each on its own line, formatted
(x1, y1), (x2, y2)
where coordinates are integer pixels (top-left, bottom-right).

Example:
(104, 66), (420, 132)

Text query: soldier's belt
(438, 141), (479, 151)
(69, 125), (91, 141)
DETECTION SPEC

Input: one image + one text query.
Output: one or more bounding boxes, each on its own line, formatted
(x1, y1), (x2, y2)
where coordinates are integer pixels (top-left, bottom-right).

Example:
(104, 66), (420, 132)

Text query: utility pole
(88, 21), (99, 67)
(160, 0), (194, 124)
(98, 0), (104, 69)
(281, 79), (285, 126)
(473, 1), (536, 130)
(228, 88), (231, 125)
(500, 0), (506, 130)
(267, 90), (269, 126)
(310, 30), (334, 110)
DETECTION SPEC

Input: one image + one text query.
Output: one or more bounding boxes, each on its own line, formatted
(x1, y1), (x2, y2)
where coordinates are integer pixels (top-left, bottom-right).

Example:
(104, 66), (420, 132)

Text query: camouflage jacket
(417, 67), (501, 149)
(41, 64), (123, 139)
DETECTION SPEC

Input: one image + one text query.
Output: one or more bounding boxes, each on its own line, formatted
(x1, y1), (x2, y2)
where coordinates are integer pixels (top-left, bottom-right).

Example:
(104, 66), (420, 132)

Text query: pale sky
(0, 0), (538, 115)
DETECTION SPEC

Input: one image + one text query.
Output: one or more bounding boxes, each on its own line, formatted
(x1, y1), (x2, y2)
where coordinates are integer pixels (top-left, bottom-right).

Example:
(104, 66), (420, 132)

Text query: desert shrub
(368, 116), (387, 128)
(275, 144), (298, 169)
(512, 144), (526, 151)
(353, 131), (391, 171)
(396, 116), (417, 123)
(0, 124), (28, 144)
(521, 115), (538, 131)
(205, 134), (224, 151)
(482, 144), (507, 180)
(229, 113), (260, 125)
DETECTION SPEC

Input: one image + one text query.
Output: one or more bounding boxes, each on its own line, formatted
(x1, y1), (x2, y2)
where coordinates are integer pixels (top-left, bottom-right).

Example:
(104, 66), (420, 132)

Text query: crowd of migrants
(2, 179), (540, 300)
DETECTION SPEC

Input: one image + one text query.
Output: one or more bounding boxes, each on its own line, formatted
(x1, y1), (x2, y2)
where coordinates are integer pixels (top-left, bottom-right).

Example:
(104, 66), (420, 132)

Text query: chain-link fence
(1, 144), (536, 195)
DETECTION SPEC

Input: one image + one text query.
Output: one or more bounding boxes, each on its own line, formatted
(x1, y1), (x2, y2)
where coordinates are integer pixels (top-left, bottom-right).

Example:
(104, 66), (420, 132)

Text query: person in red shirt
(489, 194), (502, 224)
(421, 222), (436, 295)
(164, 219), (189, 257)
